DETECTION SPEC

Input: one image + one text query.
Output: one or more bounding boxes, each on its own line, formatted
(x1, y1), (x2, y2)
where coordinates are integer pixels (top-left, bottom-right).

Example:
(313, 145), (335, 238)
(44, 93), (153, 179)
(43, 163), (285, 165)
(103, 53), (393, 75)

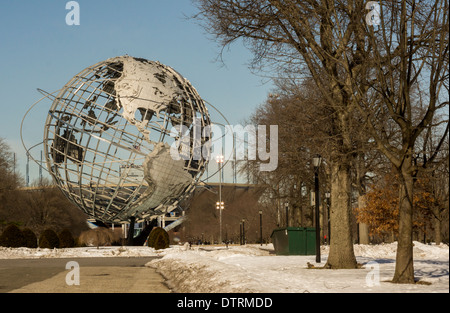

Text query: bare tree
(242, 78), (339, 229)
(1, 138), (24, 230)
(430, 141), (449, 244)
(354, 0), (449, 283)
(0, 138), (21, 193)
(194, 0), (448, 281)
(193, 0), (385, 269)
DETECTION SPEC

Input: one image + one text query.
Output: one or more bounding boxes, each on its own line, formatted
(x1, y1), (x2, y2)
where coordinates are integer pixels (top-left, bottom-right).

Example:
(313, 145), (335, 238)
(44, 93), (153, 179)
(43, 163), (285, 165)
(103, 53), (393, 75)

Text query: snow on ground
(0, 242), (448, 293)
(0, 246), (159, 259)
(148, 242), (449, 293)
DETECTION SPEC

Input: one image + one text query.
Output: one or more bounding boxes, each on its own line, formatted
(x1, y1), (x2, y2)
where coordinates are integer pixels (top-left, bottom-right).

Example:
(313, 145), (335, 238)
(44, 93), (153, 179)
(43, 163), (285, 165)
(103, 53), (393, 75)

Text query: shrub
(39, 229), (60, 249)
(78, 228), (120, 247)
(59, 229), (75, 248)
(0, 224), (24, 248)
(22, 228), (38, 248)
(147, 227), (169, 250)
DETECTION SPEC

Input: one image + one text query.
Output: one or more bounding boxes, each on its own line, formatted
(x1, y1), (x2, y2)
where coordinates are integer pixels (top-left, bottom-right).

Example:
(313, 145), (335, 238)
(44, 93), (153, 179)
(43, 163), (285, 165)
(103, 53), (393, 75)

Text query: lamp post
(216, 154), (224, 244)
(239, 222), (243, 245)
(216, 201), (224, 244)
(242, 219), (246, 245)
(325, 191), (331, 245)
(284, 202), (289, 228)
(259, 210), (263, 246)
(313, 155), (322, 263)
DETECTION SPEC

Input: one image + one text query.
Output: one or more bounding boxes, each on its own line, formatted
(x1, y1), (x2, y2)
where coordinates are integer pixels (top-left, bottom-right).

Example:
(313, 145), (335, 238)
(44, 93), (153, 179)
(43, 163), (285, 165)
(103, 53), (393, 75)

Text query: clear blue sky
(0, 0), (273, 182)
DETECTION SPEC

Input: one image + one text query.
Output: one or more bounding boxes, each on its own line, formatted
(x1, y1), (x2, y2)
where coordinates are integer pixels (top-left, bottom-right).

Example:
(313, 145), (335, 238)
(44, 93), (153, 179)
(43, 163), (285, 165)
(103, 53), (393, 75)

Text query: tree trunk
(433, 206), (442, 245)
(293, 204), (302, 227)
(325, 162), (357, 269)
(358, 195), (370, 244)
(392, 166), (415, 283)
(356, 153), (370, 245)
(359, 223), (370, 245)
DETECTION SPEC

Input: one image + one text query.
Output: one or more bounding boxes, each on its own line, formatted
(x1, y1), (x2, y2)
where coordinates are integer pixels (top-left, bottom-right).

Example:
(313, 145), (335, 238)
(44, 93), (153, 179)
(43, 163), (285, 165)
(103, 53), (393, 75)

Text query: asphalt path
(0, 257), (171, 293)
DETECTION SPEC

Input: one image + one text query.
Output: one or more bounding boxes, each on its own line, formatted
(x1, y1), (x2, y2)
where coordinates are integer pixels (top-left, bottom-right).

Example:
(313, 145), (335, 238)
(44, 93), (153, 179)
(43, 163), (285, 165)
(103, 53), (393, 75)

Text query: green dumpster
(270, 227), (316, 255)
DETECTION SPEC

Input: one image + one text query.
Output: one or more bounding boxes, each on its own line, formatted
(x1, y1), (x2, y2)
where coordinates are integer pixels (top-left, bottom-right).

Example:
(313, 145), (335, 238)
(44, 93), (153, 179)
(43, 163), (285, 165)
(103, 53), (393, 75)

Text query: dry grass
(78, 228), (122, 247)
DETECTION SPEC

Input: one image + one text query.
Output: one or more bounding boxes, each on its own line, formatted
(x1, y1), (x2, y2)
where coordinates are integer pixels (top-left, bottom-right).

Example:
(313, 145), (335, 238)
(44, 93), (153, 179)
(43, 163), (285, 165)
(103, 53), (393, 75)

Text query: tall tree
(243, 79), (330, 229)
(194, 0), (384, 269)
(193, 0), (448, 279)
(0, 138), (20, 193)
(355, 0), (449, 283)
(429, 141), (449, 244)
(1, 138), (22, 228)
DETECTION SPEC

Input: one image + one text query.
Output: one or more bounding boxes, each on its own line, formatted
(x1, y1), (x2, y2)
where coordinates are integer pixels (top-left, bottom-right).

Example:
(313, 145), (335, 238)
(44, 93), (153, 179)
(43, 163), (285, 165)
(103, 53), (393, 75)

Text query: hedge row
(1, 224), (172, 250)
(0, 225), (75, 249)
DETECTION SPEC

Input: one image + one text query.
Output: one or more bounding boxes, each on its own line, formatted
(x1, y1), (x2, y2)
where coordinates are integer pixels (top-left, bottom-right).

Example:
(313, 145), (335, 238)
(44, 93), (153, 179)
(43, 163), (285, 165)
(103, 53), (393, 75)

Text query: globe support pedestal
(127, 216), (136, 246)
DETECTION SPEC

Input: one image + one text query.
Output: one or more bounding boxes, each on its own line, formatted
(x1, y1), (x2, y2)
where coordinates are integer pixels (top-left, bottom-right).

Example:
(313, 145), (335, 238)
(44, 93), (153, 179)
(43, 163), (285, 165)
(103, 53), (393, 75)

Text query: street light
(216, 154), (224, 244)
(216, 201), (224, 244)
(239, 222), (243, 245)
(216, 154), (225, 164)
(284, 202), (289, 228)
(242, 219), (246, 245)
(312, 155), (322, 168)
(325, 192), (331, 245)
(259, 210), (263, 246)
(313, 155), (322, 263)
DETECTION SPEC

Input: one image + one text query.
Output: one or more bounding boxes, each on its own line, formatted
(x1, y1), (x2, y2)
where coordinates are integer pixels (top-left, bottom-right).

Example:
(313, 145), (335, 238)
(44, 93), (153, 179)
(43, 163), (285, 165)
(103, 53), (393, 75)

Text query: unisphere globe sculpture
(42, 56), (211, 223)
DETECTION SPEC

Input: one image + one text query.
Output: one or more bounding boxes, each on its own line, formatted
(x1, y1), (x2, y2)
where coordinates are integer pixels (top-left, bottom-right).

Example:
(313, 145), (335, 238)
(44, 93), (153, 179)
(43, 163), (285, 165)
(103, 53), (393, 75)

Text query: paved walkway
(0, 257), (170, 293)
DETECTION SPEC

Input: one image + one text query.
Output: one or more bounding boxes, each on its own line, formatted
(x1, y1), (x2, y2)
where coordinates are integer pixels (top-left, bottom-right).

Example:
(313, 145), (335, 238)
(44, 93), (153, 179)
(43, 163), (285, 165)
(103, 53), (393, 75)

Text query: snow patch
(0, 241), (447, 293)
(148, 242), (449, 293)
